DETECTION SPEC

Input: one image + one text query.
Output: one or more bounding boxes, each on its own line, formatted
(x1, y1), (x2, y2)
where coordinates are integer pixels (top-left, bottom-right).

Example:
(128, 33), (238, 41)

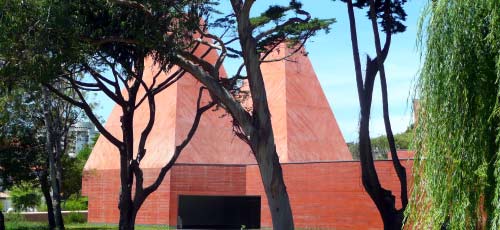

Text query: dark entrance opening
(177, 195), (261, 229)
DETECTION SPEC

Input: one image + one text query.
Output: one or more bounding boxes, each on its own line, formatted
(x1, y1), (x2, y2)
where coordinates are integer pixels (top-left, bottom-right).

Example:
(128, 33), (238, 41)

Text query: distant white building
(0, 191), (11, 212)
(67, 121), (97, 157)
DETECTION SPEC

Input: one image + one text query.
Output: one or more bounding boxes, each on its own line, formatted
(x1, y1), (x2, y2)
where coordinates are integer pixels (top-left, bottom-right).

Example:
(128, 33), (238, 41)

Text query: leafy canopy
(406, 0), (500, 229)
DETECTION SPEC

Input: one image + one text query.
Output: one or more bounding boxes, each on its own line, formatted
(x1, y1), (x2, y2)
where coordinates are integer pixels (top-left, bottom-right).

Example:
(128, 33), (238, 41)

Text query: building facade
(68, 121), (97, 157)
(82, 44), (412, 229)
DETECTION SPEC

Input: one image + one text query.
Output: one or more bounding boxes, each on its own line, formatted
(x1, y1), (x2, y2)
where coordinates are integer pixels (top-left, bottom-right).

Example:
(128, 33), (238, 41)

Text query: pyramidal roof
(85, 43), (351, 170)
(260, 43), (352, 162)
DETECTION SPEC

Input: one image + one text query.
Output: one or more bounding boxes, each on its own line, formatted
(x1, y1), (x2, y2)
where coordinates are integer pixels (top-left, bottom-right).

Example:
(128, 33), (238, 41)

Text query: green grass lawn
(5, 222), (172, 230)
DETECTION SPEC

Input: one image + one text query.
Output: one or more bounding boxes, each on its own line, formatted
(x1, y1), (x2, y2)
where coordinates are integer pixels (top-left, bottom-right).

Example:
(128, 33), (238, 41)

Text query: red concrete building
(82, 44), (413, 229)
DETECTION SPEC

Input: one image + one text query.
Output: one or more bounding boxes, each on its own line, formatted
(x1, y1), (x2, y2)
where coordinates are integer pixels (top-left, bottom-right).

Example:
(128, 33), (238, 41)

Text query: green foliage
(62, 134), (97, 199)
(9, 183), (41, 212)
(64, 212), (86, 224)
(406, 0), (500, 229)
(3, 213), (47, 230)
(337, 0), (408, 34)
(1, 0), (213, 88)
(61, 154), (84, 199)
(250, 5), (289, 28)
(62, 195), (87, 211)
(5, 221), (47, 230)
(348, 127), (413, 160)
(0, 89), (46, 189)
(347, 142), (360, 160)
(36, 203), (47, 212)
(250, 1), (334, 53)
(4, 212), (25, 223)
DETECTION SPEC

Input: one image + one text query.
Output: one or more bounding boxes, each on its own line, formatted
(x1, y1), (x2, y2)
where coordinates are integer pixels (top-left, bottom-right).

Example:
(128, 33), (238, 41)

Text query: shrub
(62, 195), (87, 211)
(9, 182), (41, 212)
(36, 203), (47, 212)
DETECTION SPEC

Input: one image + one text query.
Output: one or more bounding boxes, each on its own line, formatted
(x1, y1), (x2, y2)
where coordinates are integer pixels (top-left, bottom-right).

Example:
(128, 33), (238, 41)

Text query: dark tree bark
(40, 169), (56, 229)
(345, 0), (407, 229)
(174, 0), (333, 225)
(48, 69), (214, 230)
(368, 0), (408, 218)
(42, 87), (65, 230)
(177, 1), (296, 225)
(232, 2), (294, 228)
(0, 210), (4, 230)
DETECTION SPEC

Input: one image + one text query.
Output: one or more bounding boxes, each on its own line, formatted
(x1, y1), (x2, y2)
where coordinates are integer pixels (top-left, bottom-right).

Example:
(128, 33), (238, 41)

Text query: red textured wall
(246, 160), (414, 229)
(387, 150), (415, 160)
(168, 164), (247, 225)
(82, 168), (171, 225)
(83, 160), (413, 229)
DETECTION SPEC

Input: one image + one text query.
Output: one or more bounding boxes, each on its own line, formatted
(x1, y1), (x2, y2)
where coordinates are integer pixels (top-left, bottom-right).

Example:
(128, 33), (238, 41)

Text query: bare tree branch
(175, 54), (254, 137)
(44, 83), (123, 147)
(260, 38), (308, 63)
(135, 76), (155, 163)
(83, 64), (125, 105)
(195, 26), (228, 73)
(98, 52), (127, 102)
(140, 87), (215, 199)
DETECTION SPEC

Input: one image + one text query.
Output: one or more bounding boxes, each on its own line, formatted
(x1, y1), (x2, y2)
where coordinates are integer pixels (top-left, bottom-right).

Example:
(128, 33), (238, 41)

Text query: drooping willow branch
(406, 1), (500, 229)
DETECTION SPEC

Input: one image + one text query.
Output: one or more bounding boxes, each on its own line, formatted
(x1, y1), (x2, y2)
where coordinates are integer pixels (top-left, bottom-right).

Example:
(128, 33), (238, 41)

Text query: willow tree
(406, 0), (500, 229)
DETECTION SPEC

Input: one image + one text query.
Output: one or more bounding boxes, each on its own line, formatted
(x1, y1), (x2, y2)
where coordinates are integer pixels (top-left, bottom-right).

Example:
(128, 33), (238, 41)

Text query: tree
(10, 182), (42, 211)
(0, 84), (81, 229)
(0, 88), (50, 229)
(0, 2), (84, 228)
(342, 0), (409, 228)
(406, 1), (500, 229)
(348, 126), (414, 160)
(0, 1), (221, 229)
(2, 1), (331, 228)
(171, 1), (332, 228)
(42, 84), (83, 230)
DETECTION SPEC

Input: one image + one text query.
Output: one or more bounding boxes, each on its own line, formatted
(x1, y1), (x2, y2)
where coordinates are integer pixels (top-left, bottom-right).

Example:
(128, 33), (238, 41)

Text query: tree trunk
(118, 196), (136, 230)
(117, 167), (136, 230)
(382, 210), (403, 230)
(231, 3), (295, 227)
(118, 108), (136, 230)
(345, 0), (406, 229)
(256, 147), (293, 230)
(40, 170), (56, 229)
(42, 87), (65, 230)
(47, 134), (65, 230)
(55, 140), (64, 197)
(368, 1), (407, 228)
(0, 210), (5, 230)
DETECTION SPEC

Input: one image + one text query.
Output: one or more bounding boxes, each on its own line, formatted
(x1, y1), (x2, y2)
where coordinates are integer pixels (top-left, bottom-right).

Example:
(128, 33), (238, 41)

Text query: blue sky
(92, 0), (426, 143)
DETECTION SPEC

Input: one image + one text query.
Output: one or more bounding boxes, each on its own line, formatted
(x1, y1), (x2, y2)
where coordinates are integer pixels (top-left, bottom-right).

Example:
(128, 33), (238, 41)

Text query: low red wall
(168, 164), (247, 225)
(82, 160), (413, 229)
(247, 160), (413, 229)
(82, 168), (171, 224)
